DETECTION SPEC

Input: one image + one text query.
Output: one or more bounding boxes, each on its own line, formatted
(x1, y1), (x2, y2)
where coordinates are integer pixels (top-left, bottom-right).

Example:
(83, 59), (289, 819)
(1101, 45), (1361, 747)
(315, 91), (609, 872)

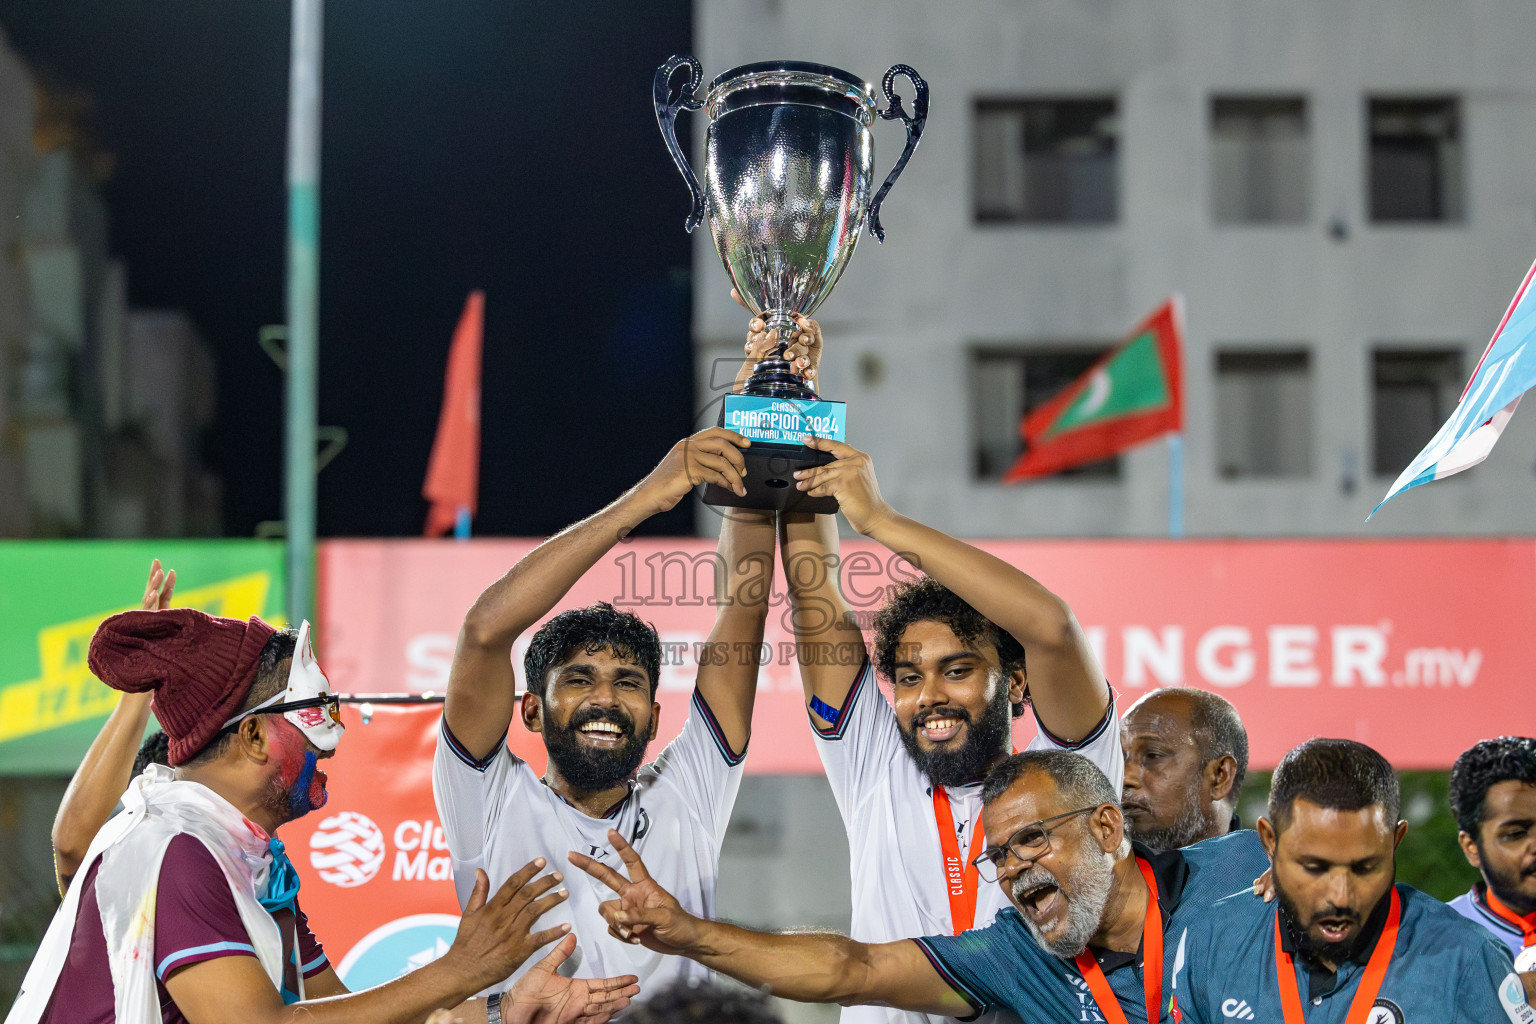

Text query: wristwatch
(486, 991), (503, 1024)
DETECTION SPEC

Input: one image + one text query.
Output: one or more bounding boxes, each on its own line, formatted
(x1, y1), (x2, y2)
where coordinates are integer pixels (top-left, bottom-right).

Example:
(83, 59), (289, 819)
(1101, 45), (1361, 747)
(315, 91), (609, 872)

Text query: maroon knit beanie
(89, 608), (279, 766)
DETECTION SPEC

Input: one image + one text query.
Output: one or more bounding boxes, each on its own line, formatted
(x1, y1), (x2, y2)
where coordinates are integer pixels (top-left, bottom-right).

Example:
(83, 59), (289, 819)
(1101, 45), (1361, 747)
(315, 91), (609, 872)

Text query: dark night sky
(0, 0), (697, 537)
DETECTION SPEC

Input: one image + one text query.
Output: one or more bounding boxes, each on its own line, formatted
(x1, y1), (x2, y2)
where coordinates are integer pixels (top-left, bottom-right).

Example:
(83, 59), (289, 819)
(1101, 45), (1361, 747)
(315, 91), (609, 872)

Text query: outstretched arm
(795, 437), (1109, 743)
(693, 508), (776, 754)
(779, 512), (868, 727)
(692, 304), (818, 750)
(445, 429), (752, 758)
(167, 862), (637, 1024)
(737, 306), (867, 724)
(54, 559), (175, 893)
(571, 831), (972, 1016)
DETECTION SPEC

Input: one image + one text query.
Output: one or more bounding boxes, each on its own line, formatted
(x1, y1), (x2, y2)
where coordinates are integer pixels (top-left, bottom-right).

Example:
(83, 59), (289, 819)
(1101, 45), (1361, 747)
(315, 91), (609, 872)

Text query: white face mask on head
(220, 620), (345, 751)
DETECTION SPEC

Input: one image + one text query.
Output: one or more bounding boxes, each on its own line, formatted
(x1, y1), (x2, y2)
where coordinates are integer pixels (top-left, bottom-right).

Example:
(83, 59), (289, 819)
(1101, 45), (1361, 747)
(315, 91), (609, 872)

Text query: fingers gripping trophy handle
(868, 64), (929, 243)
(654, 55), (707, 233)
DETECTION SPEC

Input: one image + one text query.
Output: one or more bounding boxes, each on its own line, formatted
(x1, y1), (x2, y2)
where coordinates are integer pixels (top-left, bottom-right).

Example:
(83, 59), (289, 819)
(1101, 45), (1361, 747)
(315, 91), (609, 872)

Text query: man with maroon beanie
(7, 609), (638, 1024)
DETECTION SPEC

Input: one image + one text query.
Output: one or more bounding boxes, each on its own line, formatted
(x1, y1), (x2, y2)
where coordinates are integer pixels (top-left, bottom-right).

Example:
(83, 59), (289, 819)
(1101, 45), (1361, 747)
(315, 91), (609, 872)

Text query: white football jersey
(815, 662), (1124, 1024)
(433, 690), (744, 992)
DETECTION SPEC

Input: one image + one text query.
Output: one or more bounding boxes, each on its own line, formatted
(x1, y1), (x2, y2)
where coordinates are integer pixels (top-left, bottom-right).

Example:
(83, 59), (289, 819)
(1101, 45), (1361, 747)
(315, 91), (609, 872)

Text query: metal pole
(285, 0), (322, 625)
(1168, 432), (1185, 538)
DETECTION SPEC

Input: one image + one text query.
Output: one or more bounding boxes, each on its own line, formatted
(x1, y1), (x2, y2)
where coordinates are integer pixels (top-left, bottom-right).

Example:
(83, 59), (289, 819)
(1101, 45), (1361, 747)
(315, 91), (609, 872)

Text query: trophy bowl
(655, 56), (927, 510)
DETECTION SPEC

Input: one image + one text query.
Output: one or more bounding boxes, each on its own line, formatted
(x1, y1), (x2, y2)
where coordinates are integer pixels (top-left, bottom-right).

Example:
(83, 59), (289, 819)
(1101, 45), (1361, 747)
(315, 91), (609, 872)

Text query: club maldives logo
(308, 812), (454, 886)
(308, 810), (386, 887)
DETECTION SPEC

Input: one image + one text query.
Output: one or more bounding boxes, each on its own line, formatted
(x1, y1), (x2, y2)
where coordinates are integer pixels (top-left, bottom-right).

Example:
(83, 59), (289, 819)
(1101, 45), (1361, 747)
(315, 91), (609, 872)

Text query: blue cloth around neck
(261, 835), (301, 917)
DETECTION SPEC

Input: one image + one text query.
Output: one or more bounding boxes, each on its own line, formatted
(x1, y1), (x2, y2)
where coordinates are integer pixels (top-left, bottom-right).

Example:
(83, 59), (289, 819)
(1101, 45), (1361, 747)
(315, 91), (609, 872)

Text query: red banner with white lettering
(316, 537), (1536, 773)
(289, 701), (461, 991)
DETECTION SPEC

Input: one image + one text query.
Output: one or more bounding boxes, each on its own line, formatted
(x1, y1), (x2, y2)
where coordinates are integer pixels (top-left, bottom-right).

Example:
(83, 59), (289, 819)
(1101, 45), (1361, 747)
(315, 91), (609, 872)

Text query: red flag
(1003, 298), (1184, 481)
(422, 290), (483, 536)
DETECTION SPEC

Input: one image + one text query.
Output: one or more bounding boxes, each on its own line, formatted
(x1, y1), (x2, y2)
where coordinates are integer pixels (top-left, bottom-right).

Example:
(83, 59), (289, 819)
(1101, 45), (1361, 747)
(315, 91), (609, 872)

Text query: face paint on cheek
(268, 720), (323, 817)
(308, 759), (328, 810)
(288, 751), (318, 817)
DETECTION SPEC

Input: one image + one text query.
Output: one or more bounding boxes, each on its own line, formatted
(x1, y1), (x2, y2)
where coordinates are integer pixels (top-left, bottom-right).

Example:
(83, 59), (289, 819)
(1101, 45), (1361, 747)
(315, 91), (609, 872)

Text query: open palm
(504, 934), (639, 1024)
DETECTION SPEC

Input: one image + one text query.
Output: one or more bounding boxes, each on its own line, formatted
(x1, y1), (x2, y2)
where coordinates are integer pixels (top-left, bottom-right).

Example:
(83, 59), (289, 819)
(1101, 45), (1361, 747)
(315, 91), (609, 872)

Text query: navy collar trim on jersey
(1085, 843), (1190, 974)
(1277, 883), (1394, 1002)
(540, 776), (636, 819)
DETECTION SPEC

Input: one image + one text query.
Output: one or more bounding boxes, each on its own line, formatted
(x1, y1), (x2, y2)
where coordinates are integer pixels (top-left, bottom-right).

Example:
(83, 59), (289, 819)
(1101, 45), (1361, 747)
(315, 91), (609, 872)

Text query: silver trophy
(655, 57), (927, 511)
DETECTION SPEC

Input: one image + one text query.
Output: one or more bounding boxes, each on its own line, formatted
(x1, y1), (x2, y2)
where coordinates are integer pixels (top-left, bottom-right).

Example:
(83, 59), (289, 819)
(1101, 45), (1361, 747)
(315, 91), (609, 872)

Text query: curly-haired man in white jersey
(433, 423), (778, 1015)
(757, 311), (1121, 1024)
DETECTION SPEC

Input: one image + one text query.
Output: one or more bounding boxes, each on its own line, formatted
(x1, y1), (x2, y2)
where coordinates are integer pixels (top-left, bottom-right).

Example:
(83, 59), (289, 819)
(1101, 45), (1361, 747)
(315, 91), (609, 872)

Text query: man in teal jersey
(570, 750), (1269, 1024)
(1171, 738), (1532, 1024)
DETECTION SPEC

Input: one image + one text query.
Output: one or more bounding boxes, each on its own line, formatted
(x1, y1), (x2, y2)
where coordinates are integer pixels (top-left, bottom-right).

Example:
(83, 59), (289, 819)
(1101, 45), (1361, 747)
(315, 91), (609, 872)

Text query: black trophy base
(702, 442), (838, 514)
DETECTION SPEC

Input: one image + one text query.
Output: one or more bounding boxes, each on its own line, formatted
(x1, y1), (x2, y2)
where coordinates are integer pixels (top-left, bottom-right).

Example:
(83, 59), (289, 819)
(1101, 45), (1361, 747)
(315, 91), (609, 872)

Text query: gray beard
(1125, 788), (1211, 853)
(1012, 842), (1115, 958)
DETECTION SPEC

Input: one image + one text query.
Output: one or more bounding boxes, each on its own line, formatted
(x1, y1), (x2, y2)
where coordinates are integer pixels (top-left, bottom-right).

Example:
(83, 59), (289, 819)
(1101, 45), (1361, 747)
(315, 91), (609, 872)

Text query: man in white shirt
(434, 426), (776, 1001)
(777, 402), (1120, 1024)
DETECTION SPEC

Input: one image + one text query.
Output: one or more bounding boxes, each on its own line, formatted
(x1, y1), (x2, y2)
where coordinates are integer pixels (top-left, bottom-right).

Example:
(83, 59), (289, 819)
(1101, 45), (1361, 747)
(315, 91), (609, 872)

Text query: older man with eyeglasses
(570, 749), (1270, 1024)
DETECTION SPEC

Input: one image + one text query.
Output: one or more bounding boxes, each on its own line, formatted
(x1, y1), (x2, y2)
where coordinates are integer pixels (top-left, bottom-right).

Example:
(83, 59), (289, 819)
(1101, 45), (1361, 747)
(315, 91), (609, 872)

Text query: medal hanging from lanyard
(933, 788), (986, 934)
(1073, 858), (1164, 1024)
(1484, 887), (1536, 971)
(1274, 887), (1401, 1024)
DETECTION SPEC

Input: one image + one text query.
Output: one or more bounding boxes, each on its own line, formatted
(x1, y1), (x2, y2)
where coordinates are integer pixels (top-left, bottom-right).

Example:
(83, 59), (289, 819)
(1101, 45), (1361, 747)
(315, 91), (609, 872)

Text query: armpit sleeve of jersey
(1462, 933), (1536, 1023)
(648, 690), (748, 846)
(433, 715), (520, 862)
(153, 835), (258, 982)
(1023, 692), (1123, 793)
(909, 929), (1007, 1020)
(810, 660), (904, 818)
(293, 904), (330, 979)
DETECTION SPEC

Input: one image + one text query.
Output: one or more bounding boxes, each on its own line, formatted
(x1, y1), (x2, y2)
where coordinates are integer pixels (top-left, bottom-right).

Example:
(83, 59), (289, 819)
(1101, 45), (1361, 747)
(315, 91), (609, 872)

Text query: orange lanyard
(1485, 887), (1536, 948)
(932, 788), (986, 934)
(1073, 858), (1163, 1024)
(1274, 887), (1400, 1024)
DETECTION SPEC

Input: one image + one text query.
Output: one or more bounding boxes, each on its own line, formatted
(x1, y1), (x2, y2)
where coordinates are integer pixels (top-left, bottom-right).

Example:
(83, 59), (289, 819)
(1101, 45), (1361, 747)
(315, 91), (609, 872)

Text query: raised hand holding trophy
(654, 57), (928, 513)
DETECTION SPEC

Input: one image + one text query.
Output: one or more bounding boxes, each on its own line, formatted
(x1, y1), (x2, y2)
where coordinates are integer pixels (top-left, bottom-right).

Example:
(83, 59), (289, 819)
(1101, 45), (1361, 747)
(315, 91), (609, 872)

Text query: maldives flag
(422, 290), (483, 536)
(1003, 298), (1185, 481)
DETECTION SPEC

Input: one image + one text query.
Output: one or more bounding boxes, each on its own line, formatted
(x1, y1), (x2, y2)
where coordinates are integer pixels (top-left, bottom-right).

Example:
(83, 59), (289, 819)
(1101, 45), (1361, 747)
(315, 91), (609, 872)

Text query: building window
(1368, 97), (1463, 222)
(1215, 349), (1312, 478)
(1210, 96), (1309, 224)
(1372, 348), (1462, 476)
(974, 99), (1118, 223)
(972, 348), (1119, 479)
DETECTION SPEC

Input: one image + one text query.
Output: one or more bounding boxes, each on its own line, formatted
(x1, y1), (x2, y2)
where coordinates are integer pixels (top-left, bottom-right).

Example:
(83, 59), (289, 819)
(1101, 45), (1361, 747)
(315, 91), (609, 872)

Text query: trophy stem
(740, 354), (819, 401)
(736, 308), (818, 400)
(763, 311), (796, 349)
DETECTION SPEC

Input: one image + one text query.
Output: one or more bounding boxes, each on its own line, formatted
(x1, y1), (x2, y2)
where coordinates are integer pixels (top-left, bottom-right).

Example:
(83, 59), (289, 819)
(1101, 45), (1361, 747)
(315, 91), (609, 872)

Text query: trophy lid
(705, 61), (877, 124)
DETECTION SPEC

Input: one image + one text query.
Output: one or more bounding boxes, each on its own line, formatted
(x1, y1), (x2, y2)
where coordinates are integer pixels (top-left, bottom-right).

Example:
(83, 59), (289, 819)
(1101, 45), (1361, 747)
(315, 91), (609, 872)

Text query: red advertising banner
(294, 700), (464, 991)
(317, 537), (1536, 773)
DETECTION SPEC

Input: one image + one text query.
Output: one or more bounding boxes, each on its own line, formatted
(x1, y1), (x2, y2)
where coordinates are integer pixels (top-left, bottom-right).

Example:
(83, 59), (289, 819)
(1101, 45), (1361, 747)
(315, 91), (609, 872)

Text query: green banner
(0, 541), (286, 776)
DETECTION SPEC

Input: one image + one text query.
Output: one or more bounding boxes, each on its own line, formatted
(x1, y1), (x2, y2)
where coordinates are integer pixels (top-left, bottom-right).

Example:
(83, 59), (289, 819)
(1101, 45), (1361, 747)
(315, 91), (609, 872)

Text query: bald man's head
(1120, 688), (1248, 851)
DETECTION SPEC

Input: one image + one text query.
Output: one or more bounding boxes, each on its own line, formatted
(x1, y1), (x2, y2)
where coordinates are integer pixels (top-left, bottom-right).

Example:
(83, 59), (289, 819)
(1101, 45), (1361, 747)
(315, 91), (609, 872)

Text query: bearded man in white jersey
(433, 423), (776, 1011)
(759, 312), (1121, 1024)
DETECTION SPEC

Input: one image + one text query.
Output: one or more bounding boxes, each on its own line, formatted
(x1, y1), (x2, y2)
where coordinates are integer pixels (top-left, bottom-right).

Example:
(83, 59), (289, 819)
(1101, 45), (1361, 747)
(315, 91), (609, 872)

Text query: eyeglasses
(219, 694), (342, 736)
(970, 805), (1102, 883)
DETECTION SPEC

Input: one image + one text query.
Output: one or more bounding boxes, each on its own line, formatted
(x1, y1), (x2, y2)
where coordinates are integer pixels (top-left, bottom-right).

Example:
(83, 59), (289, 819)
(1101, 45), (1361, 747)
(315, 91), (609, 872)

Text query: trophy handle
(654, 55), (707, 233)
(868, 64), (929, 243)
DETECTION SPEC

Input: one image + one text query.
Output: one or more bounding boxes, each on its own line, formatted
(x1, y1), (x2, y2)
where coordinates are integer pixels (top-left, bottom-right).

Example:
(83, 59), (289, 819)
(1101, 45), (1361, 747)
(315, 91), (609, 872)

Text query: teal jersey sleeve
(1461, 931), (1536, 1024)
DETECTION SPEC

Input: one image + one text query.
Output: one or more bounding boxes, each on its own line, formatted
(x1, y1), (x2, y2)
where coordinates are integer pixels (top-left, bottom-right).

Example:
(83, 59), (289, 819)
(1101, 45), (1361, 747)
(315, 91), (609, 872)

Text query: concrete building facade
(0, 26), (220, 538)
(689, 0), (1536, 538)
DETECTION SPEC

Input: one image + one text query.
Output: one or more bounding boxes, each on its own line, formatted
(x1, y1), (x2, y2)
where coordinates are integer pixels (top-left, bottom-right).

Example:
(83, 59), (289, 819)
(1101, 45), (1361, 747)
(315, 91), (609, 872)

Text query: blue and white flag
(1373, 258), (1536, 516)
